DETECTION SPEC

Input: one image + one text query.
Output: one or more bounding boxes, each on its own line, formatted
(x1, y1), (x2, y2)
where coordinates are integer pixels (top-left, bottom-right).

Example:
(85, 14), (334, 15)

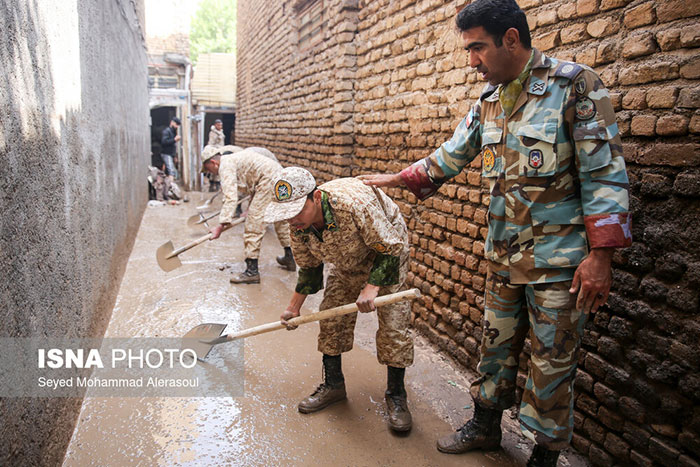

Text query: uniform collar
(526, 48), (550, 96)
(298, 191), (338, 238)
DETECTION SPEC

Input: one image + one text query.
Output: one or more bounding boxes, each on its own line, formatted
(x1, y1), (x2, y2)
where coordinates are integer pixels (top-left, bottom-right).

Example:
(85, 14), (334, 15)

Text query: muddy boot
(230, 258), (260, 284)
(527, 445), (560, 467)
(385, 366), (412, 432)
(298, 354), (346, 414)
(276, 247), (296, 271)
(436, 403), (503, 454)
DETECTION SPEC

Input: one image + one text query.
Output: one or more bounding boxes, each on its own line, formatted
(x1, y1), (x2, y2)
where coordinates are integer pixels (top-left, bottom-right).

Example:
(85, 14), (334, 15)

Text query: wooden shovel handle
(167, 216), (245, 259)
(223, 288), (421, 341)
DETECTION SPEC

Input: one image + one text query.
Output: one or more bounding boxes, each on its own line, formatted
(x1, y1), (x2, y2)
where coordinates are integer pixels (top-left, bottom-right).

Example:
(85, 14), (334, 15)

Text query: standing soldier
(265, 168), (414, 432)
(202, 146), (296, 283)
(205, 120), (225, 191)
(208, 119), (225, 147)
(360, 0), (631, 465)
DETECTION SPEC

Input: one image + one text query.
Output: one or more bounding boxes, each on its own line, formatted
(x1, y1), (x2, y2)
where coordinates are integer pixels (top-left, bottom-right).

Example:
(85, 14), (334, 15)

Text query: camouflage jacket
(400, 49), (631, 284)
(208, 126), (225, 147)
(292, 178), (408, 294)
(218, 148), (284, 223)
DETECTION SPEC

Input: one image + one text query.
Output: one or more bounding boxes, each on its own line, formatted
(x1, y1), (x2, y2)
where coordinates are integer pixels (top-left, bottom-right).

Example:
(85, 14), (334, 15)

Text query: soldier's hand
(281, 308), (300, 330)
(570, 248), (613, 314)
(356, 284), (380, 313)
(357, 173), (404, 188)
(209, 224), (225, 240)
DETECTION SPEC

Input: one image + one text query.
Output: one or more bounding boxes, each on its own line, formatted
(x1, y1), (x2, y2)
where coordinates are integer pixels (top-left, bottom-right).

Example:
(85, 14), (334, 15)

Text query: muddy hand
(209, 224), (225, 240)
(280, 309), (300, 330)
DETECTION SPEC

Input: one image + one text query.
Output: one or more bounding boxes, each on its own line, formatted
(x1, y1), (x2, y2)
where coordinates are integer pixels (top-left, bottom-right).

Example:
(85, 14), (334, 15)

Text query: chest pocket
(481, 126), (503, 179)
(514, 122), (558, 177)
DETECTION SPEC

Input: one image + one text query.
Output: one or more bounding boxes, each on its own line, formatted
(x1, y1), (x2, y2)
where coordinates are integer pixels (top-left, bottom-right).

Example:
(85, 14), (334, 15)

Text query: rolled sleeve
(572, 70), (632, 249)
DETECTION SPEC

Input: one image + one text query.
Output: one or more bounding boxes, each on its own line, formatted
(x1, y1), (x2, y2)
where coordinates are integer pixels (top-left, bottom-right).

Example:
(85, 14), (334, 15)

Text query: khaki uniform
(400, 50), (631, 449)
(219, 149), (291, 259)
(208, 126), (225, 147)
(291, 178), (413, 368)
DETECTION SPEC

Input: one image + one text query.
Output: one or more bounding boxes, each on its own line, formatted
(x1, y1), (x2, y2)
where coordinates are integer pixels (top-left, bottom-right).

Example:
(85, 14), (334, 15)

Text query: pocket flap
(482, 126), (503, 146)
(515, 122), (558, 144)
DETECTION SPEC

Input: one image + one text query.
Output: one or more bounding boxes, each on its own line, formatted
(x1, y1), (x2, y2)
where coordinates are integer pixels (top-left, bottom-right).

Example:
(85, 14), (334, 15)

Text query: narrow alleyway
(62, 193), (586, 466)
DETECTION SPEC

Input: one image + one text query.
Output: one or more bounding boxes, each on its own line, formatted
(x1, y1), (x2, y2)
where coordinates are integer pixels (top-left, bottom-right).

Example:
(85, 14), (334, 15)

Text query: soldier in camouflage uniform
(265, 167), (414, 432)
(360, 0), (631, 465)
(202, 146), (295, 283)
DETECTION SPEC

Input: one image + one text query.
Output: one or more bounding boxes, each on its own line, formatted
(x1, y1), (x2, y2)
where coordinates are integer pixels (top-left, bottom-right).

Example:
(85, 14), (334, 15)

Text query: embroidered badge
(574, 77), (586, 95)
(561, 64), (574, 75)
(371, 242), (388, 254)
(529, 150), (544, 169)
(530, 81), (545, 93)
(274, 180), (293, 201)
(575, 97), (596, 120)
(483, 147), (496, 172)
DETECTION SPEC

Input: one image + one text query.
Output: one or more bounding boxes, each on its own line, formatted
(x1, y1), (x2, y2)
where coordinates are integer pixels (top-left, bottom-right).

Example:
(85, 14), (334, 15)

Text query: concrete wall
(0, 0), (149, 465)
(236, 0), (700, 465)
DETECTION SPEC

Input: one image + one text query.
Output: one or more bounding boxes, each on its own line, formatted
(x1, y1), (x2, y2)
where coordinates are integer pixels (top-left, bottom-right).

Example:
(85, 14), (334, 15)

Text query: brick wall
(236, 0), (700, 464)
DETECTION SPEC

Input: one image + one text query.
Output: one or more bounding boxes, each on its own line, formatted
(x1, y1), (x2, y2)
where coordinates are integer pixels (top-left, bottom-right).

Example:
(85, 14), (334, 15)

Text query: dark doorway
(150, 106), (177, 147)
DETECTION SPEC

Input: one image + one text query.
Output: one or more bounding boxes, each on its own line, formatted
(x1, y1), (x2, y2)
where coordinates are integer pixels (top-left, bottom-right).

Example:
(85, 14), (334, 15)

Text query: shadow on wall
(0, 0), (148, 465)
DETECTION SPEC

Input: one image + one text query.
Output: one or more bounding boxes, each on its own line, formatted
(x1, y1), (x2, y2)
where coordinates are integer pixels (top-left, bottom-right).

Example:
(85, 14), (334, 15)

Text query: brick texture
(236, 0), (700, 465)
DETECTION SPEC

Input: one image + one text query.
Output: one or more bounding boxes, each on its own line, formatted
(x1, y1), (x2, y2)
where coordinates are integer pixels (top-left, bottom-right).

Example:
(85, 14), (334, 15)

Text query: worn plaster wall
(0, 0), (149, 465)
(236, 0), (700, 465)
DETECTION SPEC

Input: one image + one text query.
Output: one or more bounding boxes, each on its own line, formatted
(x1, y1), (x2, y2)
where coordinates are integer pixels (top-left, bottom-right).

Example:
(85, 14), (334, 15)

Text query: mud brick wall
(236, 0), (361, 181)
(236, 0), (700, 464)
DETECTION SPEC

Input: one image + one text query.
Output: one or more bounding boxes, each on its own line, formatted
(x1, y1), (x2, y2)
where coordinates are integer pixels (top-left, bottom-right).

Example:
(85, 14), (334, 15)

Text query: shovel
(196, 190), (221, 210)
(187, 196), (250, 228)
(156, 216), (246, 272)
(184, 288), (421, 360)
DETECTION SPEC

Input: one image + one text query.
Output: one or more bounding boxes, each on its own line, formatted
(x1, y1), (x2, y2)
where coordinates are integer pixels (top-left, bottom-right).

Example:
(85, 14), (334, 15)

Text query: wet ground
(63, 193), (589, 466)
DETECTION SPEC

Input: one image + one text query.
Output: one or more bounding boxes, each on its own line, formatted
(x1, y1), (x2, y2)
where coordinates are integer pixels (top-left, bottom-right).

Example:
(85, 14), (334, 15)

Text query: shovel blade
(187, 213), (203, 228)
(183, 323), (227, 361)
(156, 241), (182, 272)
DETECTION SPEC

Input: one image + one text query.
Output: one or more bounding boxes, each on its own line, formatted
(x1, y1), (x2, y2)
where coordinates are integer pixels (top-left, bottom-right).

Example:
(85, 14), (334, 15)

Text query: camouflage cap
(264, 167), (316, 223)
(201, 145), (223, 172)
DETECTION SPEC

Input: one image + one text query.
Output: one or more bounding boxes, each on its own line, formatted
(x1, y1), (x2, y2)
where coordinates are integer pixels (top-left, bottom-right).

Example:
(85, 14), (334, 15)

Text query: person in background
(161, 117), (181, 179)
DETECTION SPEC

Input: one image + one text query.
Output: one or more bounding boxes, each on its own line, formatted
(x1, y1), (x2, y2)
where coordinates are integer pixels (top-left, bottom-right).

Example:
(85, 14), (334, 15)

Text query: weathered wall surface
(236, 0), (700, 465)
(0, 0), (149, 465)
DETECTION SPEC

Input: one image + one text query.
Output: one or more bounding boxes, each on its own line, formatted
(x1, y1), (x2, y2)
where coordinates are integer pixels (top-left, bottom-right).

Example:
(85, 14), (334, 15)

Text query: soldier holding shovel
(265, 167), (414, 432)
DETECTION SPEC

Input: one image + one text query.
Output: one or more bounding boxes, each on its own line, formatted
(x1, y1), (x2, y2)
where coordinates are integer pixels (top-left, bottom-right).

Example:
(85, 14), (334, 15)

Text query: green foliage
(189, 0), (237, 64)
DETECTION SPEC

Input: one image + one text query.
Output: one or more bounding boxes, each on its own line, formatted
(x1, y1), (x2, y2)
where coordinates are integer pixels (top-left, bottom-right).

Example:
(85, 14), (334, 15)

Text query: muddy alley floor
(63, 193), (589, 467)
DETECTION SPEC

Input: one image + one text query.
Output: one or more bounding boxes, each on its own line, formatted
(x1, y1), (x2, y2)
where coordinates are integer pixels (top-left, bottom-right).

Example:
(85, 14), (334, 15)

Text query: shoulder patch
(574, 76), (587, 95)
(552, 61), (583, 80)
(575, 97), (596, 120)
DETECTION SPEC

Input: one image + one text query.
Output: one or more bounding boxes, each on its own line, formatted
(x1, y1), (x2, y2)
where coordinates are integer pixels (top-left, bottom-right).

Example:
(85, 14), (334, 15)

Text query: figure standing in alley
(161, 117), (181, 179)
(360, 0), (631, 464)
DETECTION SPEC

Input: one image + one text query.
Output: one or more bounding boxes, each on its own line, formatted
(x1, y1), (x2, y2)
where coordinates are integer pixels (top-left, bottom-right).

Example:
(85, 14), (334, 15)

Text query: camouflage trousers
(317, 260), (413, 368)
(243, 178), (291, 259)
(470, 271), (587, 450)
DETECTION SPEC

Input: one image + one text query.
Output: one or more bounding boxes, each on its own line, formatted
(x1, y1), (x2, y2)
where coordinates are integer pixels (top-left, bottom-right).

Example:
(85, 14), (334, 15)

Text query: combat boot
(436, 403), (503, 454)
(230, 258), (260, 284)
(385, 366), (412, 432)
(526, 444), (560, 467)
(298, 354), (346, 413)
(276, 247), (296, 271)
